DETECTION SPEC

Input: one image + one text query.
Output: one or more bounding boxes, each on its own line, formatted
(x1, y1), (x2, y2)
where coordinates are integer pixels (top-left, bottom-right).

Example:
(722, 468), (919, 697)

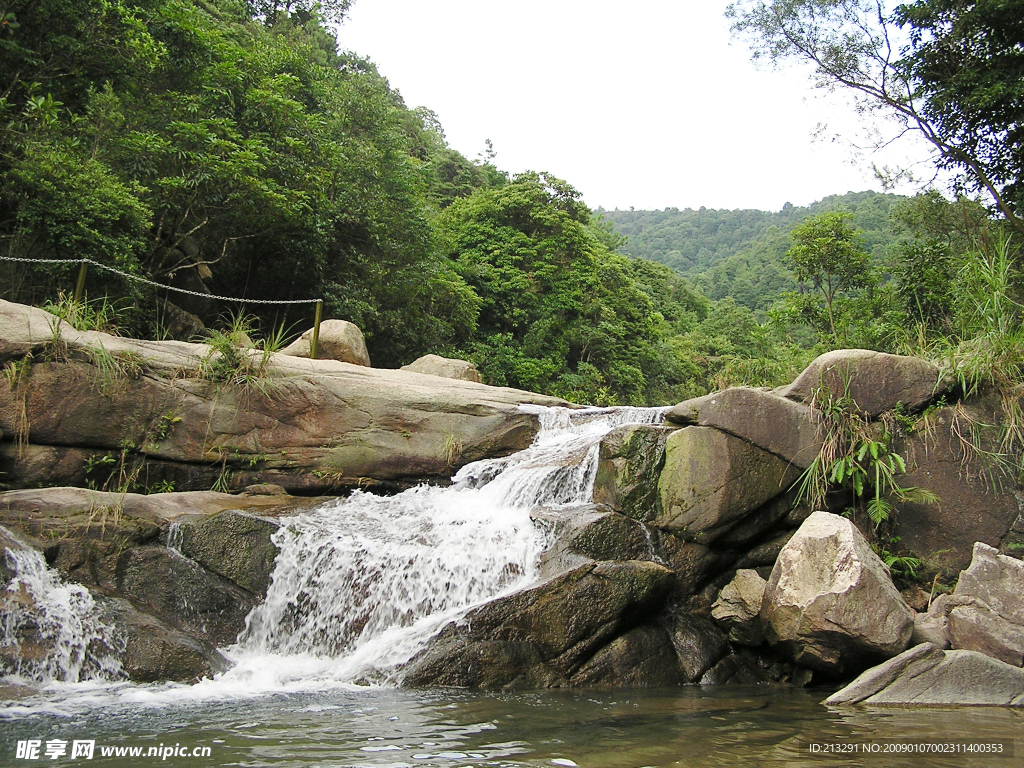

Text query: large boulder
(0, 525), (225, 684)
(651, 533), (729, 596)
(592, 424), (675, 521)
(668, 610), (729, 682)
(945, 542), (1024, 666)
(777, 349), (949, 418)
(711, 569), (767, 646)
(0, 300), (568, 492)
(281, 319), (371, 366)
(666, 387), (821, 469)
(0, 488), (314, 597)
(97, 597), (228, 683)
(402, 560), (675, 689)
(656, 427), (799, 543)
(0, 487), (318, 682)
(825, 642), (1024, 706)
(114, 545), (255, 647)
(761, 511), (915, 674)
(570, 623), (682, 687)
(170, 510), (281, 596)
(400, 354), (482, 383)
(535, 505), (656, 578)
(893, 398), (1024, 573)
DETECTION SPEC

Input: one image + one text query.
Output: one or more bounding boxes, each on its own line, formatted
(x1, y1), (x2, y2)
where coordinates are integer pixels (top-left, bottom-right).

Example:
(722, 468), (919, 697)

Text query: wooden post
(73, 261), (88, 304)
(310, 299), (323, 360)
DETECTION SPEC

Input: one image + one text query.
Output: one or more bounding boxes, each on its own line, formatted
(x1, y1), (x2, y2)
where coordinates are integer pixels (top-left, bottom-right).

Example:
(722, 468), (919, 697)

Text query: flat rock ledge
(825, 643), (1024, 706)
(0, 299), (568, 493)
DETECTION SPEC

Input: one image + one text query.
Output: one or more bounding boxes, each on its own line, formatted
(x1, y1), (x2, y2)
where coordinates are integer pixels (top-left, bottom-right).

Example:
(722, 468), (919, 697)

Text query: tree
(787, 212), (873, 342)
(726, 0), (1024, 234)
(436, 172), (682, 404)
(247, 0), (353, 26)
(894, 0), (1024, 218)
(888, 191), (990, 332)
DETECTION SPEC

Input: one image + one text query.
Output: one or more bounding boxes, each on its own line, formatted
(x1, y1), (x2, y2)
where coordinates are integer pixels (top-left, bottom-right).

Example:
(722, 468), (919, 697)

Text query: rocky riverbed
(2, 298), (1024, 707)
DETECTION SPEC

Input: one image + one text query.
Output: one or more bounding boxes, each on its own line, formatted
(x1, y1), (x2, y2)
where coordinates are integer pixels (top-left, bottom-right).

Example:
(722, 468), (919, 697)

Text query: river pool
(1, 684), (1021, 767)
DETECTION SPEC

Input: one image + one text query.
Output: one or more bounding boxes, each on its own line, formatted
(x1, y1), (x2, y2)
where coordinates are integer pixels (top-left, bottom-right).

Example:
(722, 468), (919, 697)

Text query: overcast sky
(338, 0), (932, 213)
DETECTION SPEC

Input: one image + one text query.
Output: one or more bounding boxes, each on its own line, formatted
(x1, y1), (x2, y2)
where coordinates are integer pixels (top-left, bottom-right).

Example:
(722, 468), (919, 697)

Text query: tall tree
(726, 0), (1024, 234)
(894, 0), (1024, 218)
(787, 211), (872, 342)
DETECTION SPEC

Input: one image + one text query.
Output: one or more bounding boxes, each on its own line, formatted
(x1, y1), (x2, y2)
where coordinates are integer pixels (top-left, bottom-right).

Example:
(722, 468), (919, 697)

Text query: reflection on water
(1, 685), (1022, 767)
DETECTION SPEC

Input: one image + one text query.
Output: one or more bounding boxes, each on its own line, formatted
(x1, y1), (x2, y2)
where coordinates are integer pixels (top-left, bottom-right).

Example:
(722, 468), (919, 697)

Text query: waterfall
(0, 405), (664, 696)
(228, 405), (665, 686)
(0, 530), (122, 684)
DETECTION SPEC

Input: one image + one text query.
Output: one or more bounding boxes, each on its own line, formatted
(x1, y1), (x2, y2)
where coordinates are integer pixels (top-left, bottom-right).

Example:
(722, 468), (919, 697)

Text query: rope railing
(0, 256), (325, 358)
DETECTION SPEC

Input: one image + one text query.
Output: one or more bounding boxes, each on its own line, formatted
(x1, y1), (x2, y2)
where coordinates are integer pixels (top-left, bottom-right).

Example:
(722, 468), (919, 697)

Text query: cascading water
(223, 405), (666, 689)
(0, 405), (664, 704)
(0, 529), (122, 684)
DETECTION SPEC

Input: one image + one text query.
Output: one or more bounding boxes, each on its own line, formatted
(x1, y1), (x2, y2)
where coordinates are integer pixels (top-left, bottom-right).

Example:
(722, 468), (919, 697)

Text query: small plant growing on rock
(874, 537), (923, 581)
(43, 292), (125, 334)
(152, 411), (182, 442)
(196, 311), (287, 397)
(793, 382), (938, 530)
(87, 343), (148, 393)
(438, 432), (464, 467)
(2, 355), (32, 389)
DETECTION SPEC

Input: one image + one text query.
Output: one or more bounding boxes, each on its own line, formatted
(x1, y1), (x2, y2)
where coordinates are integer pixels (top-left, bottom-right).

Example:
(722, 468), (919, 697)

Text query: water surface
(2, 685), (1021, 767)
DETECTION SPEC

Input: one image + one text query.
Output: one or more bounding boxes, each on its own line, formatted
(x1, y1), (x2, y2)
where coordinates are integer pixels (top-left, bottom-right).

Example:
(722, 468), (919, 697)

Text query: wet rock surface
(402, 561), (675, 689)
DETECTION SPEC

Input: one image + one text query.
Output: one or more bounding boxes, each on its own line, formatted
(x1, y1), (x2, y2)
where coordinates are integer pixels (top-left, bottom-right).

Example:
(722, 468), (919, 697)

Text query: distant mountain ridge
(598, 190), (906, 310)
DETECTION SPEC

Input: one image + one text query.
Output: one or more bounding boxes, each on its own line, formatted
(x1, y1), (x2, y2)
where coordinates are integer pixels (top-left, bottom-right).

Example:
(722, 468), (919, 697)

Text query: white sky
(338, 0), (934, 212)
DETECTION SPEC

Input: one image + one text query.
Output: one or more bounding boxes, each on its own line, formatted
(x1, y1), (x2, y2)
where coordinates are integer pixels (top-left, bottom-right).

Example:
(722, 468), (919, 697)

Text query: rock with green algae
(592, 424), (675, 521)
(656, 426), (798, 543)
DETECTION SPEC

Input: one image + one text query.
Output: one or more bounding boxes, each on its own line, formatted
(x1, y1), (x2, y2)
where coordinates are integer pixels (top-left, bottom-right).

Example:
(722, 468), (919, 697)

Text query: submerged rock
(761, 511), (914, 674)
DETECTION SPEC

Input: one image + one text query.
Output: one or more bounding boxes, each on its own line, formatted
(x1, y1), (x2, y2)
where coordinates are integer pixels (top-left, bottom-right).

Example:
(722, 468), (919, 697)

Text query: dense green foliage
(786, 212), (873, 343)
(1, 0), (1021, 414)
(895, 0), (1024, 219)
(599, 191), (903, 310)
(0, 0), (746, 404)
(0, 0), (502, 368)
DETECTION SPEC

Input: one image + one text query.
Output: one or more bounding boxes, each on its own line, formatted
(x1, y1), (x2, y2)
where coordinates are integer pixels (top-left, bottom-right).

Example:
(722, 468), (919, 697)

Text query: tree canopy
(726, 0), (1024, 233)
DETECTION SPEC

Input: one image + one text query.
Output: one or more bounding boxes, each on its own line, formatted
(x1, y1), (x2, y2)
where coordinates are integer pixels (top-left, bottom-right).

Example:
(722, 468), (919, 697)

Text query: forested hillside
(599, 191), (904, 310)
(0, 0), (719, 404)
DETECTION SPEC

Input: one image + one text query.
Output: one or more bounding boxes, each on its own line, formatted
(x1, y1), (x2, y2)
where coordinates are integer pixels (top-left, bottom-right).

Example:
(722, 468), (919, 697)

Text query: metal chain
(0, 256), (321, 305)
